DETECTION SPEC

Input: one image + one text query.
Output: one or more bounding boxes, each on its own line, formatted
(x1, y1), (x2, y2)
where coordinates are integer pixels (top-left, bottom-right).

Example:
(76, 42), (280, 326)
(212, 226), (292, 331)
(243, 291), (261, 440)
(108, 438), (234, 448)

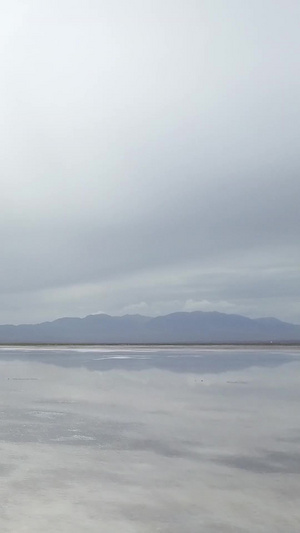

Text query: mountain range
(0, 311), (300, 344)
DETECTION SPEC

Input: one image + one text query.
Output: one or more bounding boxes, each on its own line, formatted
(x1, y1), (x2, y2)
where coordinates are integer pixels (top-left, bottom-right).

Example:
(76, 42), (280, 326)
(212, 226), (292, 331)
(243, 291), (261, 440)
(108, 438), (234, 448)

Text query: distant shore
(0, 343), (300, 349)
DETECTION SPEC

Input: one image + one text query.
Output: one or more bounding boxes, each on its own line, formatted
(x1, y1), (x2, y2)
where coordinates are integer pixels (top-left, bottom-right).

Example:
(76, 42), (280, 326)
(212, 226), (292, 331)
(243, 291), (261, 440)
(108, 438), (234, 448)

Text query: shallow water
(0, 346), (299, 532)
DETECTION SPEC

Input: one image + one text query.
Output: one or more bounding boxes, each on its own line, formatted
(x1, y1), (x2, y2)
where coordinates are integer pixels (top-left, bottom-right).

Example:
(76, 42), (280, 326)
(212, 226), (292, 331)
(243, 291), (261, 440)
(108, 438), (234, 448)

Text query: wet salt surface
(0, 346), (299, 532)
(0, 345), (297, 373)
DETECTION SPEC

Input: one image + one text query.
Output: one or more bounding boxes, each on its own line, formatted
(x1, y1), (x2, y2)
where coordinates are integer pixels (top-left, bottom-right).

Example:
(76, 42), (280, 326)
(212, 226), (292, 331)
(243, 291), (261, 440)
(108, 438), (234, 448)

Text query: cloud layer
(1, 1), (299, 323)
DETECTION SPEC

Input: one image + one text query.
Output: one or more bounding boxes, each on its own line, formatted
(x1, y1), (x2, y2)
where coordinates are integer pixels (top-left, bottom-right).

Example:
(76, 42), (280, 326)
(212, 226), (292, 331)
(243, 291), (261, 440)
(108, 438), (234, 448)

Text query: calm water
(0, 346), (299, 532)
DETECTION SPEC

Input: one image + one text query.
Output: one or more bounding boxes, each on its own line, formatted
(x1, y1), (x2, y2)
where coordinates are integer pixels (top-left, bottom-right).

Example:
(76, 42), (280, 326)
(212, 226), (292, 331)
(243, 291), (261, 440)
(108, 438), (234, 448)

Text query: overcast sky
(0, 0), (299, 325)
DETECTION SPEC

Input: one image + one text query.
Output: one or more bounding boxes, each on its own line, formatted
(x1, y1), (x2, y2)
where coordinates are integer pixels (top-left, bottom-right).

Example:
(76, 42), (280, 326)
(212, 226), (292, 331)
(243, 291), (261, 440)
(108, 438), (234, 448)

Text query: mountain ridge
(0, 311), (299, 344)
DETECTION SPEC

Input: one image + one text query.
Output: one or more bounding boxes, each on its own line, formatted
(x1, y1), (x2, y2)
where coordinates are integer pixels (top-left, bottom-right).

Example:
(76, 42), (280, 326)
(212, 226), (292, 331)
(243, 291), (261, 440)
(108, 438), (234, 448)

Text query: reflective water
(0, 346), (299, 532)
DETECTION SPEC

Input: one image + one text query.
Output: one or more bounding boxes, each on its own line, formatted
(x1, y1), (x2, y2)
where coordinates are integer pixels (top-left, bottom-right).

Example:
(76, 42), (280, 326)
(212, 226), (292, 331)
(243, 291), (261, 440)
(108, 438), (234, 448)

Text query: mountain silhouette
(0, 311), (300, 343)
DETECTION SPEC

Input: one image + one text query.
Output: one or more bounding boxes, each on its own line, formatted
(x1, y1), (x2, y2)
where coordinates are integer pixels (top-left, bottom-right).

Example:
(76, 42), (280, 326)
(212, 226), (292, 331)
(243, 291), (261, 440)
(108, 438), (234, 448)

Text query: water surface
(0, 346), (299, 532)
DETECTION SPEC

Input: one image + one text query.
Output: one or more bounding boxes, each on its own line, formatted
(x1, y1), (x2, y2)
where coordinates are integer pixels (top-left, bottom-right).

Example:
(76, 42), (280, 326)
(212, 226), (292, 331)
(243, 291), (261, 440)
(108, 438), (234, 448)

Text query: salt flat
(0, 346), (299, 532)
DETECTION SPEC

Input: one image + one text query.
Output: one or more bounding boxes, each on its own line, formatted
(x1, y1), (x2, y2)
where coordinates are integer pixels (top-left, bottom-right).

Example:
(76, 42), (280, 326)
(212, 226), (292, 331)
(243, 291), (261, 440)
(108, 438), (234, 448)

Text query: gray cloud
(215, 450), (300, 474)
(0, 0), (299, 323)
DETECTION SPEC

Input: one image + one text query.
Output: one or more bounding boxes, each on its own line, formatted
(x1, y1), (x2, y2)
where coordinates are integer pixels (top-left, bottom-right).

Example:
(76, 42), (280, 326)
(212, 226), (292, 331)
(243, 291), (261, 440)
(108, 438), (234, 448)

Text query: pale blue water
(0, 346), (299, 532)
(0, 344), (297, 372)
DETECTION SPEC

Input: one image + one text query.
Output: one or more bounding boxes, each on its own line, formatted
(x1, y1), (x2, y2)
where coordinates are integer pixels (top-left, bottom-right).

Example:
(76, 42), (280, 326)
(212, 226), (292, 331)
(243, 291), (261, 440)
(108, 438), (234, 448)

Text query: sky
(0, 0), (299, 325)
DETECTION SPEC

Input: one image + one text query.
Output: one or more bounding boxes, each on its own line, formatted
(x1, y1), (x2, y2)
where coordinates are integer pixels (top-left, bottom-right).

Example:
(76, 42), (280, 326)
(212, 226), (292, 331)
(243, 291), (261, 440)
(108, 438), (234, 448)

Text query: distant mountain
(0, 311), (300, 344)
